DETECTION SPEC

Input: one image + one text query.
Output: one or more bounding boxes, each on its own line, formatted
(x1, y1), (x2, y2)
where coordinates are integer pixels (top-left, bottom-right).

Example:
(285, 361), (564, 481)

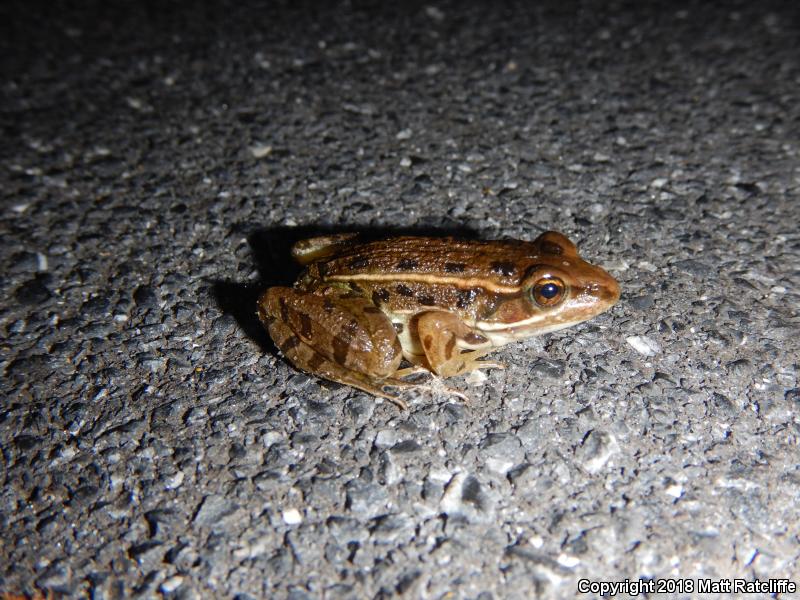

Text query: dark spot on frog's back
(444, 262), (466, 273)
(418, 294), (436, 306)
(396, 284), (414, 296)
(456, 288), (479, 309)
(348, 257), (369, 269)
(396, 258), (419, 270)
(372, 288), (390, 305)
(490, 261), (516, 276)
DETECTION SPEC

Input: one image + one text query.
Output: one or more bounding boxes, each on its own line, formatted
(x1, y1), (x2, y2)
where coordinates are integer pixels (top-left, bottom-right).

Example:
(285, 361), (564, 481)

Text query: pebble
(575, 430), (620, 474)
(626, 335), (661, 356)
(193, 495), (239, 527)
(440, 472), (493, 523)
(479, 432), (524, 475)
(628, 293), (654, 310)
(3, 3), (798, 598)
(282, 508), (303, 525)
(345, 479), (389, 518)
(160, 575), (184, 593)
(133, 284), (159, 308)
(528, 358), (566, 379)
(374, 429), (400, 448)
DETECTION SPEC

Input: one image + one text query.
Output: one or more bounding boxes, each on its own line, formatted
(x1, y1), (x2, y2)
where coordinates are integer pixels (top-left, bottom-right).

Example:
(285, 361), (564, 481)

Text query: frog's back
(312, 236), (540, 286)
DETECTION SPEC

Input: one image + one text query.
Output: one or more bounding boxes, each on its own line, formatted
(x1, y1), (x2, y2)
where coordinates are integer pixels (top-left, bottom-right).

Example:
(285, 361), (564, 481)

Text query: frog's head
(477, 231), (620, 343)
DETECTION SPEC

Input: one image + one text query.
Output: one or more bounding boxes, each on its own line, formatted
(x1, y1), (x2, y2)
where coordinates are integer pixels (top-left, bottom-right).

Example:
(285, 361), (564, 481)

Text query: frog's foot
(269, 324), (437, 410)
(261, 286), (420, 406)
(336, 370), (470, 408)
(400, 351), (503, 379)
(394, 356), (476, 402)
(359, 376), (472, 409)
(286, 346), (417, 409)
(390, 378), (470, 404)
(392, 366), (471, 403)
(433, 382), (470, 403)
(338, 366), (470, 407)
(470, 359), (505, 371)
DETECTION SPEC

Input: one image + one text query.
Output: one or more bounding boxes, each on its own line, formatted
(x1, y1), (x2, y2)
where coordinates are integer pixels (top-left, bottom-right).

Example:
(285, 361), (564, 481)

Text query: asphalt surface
(2, 1), (799, 598)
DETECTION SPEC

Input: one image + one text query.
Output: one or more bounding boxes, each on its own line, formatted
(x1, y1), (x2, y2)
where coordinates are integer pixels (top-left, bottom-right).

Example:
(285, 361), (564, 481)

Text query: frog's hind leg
(259, 286), (423, 407)
(269, 321), (416, 409)
(267, 319), (413, 408)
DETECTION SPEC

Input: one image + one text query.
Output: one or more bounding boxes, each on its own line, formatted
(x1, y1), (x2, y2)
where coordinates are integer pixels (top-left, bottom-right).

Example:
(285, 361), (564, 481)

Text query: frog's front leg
(413, 311), (504, 378)
(258, 286), (415, 406)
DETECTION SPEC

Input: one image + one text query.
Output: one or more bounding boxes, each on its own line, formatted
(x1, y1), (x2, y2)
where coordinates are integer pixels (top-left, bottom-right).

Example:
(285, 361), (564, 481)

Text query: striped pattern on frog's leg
(265, 319), (415, 408)
(413, 311), (505, 378)
(258, 286), (420, 407)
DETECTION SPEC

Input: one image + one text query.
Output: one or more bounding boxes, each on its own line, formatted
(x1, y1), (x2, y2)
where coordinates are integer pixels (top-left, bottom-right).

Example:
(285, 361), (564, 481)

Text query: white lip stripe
(328, 273), (522, 294)
(475, 311), (553, 331)
(483, 320), (583, 345)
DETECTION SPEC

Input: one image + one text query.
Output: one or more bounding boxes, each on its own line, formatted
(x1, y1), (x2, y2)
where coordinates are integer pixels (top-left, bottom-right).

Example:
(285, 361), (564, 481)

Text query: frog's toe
(476, 360), (505, 371)
(440, 385), (470, 403)
(336, 375), (413, 409)
(376, 387), (409, 410)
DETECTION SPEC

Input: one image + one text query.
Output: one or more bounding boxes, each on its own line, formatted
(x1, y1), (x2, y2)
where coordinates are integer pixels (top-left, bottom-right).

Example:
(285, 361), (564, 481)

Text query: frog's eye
(530, 277), (566, 307)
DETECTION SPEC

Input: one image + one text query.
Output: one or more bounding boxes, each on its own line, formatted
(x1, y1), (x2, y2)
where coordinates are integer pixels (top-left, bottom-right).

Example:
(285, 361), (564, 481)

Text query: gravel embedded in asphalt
(1, 1), (799, 597)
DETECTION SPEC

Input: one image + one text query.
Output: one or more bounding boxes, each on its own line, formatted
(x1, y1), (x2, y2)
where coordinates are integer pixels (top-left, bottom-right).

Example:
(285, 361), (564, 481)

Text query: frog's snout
(602, 271), (621, 305)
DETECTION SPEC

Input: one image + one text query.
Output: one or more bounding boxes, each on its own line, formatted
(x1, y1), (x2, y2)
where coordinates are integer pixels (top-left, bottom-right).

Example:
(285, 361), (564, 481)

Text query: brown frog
(258, 231), (620, 407)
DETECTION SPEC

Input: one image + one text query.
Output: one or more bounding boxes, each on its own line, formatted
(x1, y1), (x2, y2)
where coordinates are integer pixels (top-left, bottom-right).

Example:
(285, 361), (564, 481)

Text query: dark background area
(2, 1), (799, 598)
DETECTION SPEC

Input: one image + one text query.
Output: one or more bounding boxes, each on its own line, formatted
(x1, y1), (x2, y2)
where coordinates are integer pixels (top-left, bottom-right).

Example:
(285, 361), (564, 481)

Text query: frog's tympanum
(258, 232), (620, 407)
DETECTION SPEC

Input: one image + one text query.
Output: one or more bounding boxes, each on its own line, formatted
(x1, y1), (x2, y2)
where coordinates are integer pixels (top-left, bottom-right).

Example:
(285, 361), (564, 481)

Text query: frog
(258, 231), (620, 408)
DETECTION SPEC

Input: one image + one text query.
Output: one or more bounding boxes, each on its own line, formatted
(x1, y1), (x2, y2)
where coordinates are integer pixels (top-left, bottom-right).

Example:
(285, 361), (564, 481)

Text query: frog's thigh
(267, 317), (337, 380)
(415, 311), (498, 378)
(266, 318), (411, 406)
(259, 287), (403, 379)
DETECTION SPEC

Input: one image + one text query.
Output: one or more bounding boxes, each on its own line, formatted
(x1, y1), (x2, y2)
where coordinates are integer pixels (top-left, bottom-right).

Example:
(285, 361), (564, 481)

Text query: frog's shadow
(212, 224), (481, 353)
